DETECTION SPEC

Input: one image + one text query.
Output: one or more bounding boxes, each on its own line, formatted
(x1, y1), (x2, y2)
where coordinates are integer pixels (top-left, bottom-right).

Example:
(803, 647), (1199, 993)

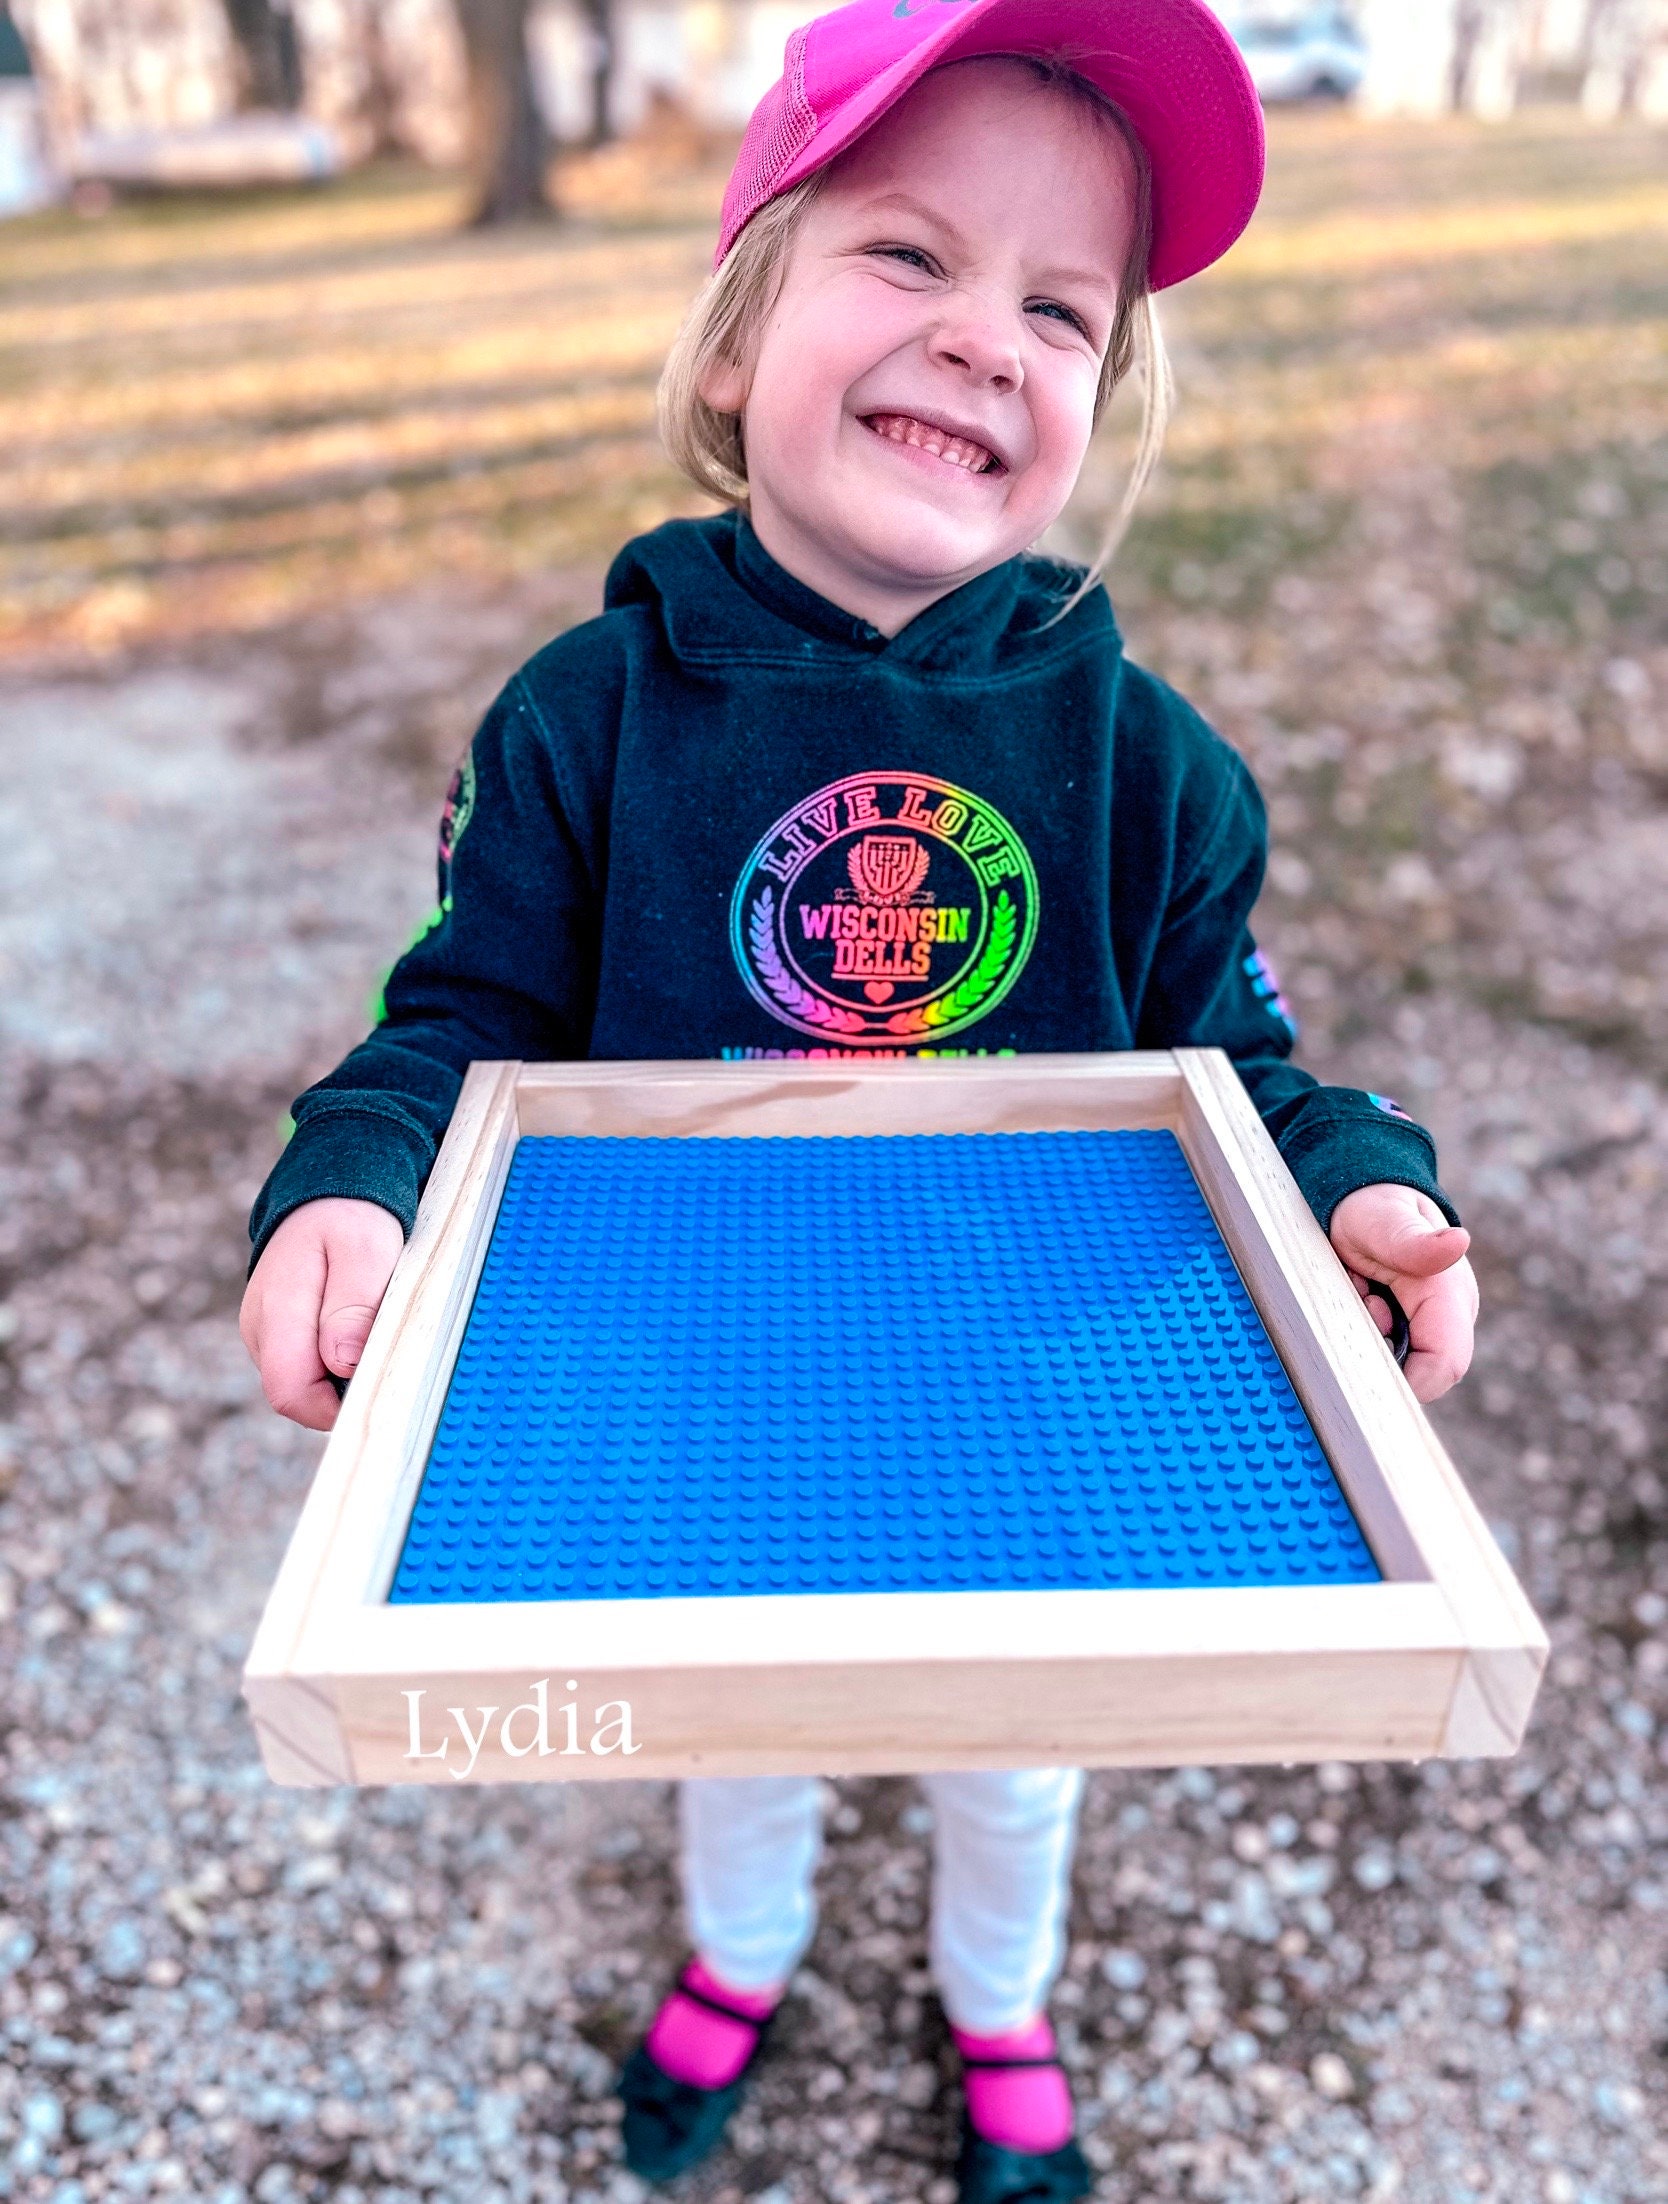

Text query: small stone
(1101, 1949), (1147, 1992)
(897, 2061), (937, 2109)
(0, 1920), (37, 1975)
(23, 2092), (65, 2141)
(123, 1403), (177, 1446)
(1230, 1871), (1279, 1943)
(1211, 2029), (1260, 2074)
(1591, 2078), (1643, 2127)
(1095, 2061), (1134, 2108)
(1352, 1850), (1397, 1892)
(96, 1920), (145, 1982)
(1310, 2052), (1355, 2100)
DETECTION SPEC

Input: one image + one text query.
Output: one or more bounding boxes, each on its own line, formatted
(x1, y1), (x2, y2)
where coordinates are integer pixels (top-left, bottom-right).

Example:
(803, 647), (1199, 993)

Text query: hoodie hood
(603, 510), (1122, 682)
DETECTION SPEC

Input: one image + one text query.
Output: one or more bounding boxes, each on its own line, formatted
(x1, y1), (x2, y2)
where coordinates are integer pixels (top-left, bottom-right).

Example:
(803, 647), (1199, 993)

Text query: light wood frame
(244, 1052), (1545, 1787)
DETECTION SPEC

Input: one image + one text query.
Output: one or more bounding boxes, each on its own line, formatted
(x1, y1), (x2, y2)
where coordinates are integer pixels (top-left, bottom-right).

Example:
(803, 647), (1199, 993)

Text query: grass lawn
(3, 111), (1664, 670)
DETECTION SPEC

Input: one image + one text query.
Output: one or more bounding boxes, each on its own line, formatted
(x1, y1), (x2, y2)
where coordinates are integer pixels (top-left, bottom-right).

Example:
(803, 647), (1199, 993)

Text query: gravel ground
(1, 537), (1665, 2204)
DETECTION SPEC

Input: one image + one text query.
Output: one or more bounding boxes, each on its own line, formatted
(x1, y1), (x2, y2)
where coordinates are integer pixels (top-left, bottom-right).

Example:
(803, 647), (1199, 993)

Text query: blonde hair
(657, 57), (1171, 607)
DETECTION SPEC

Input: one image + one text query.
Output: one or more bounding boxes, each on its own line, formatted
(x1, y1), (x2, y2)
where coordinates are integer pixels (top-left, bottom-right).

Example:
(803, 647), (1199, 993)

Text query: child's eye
(869, 244), (941, 276)
(1027, 299), (1092, 338)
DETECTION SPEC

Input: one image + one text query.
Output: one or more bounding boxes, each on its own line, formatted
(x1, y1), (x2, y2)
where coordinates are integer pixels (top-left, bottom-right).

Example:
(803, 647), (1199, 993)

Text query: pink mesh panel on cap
(716, 26), (818, 264)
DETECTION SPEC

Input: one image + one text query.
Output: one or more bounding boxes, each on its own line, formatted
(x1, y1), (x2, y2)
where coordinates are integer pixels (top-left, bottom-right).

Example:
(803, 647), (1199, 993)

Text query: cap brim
(772, 0), (1264, 291)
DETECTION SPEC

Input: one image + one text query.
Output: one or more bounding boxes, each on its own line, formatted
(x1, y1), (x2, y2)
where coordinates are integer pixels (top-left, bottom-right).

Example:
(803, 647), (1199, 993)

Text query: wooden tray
(243, 1051), (1545, 1786)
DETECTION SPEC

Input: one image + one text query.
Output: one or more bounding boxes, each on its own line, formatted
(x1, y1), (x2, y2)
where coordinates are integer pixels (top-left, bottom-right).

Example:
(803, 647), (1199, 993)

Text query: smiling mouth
(862, 412), (1004, 475)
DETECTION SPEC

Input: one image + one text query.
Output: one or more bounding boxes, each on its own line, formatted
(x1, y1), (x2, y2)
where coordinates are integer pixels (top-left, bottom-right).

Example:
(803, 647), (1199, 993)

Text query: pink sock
(951, 2015), (1075, 2154)
(644, 1956), (782, 2090)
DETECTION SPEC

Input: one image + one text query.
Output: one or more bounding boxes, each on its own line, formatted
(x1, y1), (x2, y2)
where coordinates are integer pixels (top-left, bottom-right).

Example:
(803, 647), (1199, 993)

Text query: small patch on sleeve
(1242, 948), (1297, 1038)
(438, 748), (477, 899)
(1368, 1092), (1414, 1122)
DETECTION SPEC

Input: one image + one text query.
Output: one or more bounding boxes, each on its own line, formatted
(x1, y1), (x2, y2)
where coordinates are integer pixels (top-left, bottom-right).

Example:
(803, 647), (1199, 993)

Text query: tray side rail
(1173, 1048), (1547, 1755)
(242, 1058), (523, 1783)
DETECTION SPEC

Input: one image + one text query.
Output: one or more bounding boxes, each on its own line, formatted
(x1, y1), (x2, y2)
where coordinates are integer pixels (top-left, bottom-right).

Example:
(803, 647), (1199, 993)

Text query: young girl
(241, 3), (1479, 2197)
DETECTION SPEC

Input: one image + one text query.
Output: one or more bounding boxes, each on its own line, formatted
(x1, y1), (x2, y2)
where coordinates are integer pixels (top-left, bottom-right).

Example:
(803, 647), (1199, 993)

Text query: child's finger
(252, 1275), (343, 1431)
(317, 1229), (403, 1380)
(265, 1367), (343, 1432)
(1347, 1269), (1395, 1336)
(1400, 1266), (1477, 1403)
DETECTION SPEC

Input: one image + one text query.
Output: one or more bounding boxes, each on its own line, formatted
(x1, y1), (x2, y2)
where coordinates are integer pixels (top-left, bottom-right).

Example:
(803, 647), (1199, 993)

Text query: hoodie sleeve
(247, 672), (601, 1269)
(1135, 742), (1459, 1232)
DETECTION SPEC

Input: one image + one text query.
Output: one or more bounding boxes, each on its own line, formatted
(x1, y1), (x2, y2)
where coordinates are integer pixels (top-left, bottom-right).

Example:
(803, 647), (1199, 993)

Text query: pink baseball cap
(716, 0), (1265, 291)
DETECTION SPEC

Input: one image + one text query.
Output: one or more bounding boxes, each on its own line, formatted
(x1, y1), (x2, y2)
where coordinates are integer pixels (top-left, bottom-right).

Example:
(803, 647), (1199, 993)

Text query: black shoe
(955, 2129), (1092, 2204)
(955, 2044), (1091, 2204)
(618, 1964), (777, 2184)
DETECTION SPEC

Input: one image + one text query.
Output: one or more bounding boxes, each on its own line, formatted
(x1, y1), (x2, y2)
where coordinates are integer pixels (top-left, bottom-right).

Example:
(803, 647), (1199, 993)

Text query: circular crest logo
(730, 772), (1039, 1044)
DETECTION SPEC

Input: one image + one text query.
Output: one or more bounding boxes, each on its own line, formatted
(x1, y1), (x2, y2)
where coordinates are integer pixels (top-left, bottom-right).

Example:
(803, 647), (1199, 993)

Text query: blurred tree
(222, 0), (304, 112)
(350, 0), (402, 156)
(578, 0), (615, 145)
(452, 0), (551, 224)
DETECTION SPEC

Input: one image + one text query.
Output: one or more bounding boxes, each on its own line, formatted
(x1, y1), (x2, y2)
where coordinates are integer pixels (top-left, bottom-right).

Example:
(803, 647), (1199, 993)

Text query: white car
(1231, 11), (1368, 102)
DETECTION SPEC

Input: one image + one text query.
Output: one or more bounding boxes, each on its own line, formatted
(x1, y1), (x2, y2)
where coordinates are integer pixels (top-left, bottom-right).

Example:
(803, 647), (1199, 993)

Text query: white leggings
(678, 1768), (1084, 2035)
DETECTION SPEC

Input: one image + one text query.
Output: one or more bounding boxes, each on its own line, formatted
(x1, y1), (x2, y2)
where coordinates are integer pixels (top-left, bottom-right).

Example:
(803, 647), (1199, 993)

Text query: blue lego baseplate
(388, 1130), (1380, 1605)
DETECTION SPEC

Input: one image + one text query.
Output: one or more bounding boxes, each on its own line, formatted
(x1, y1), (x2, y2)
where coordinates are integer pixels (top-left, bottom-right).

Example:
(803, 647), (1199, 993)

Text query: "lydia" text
(402, 1680), (639, 1778)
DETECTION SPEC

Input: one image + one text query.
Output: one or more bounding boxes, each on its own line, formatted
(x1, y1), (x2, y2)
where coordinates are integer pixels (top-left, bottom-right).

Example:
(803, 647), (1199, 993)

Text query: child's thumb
(1381, 1214), (1470, 1277)
(318, 1248), (396, 1379)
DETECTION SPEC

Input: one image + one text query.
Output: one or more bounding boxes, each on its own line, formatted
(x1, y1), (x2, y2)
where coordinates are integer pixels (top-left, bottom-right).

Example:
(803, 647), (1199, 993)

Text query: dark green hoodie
(249, 512), (1454, 1262)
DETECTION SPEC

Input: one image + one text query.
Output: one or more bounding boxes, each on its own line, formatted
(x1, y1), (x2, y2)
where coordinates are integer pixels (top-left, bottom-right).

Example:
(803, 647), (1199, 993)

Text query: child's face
(706, 61), (1138, 630)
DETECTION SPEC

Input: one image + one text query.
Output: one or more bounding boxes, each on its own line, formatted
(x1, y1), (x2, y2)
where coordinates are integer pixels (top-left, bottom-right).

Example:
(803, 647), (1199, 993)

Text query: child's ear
(699, 355), (749, 416)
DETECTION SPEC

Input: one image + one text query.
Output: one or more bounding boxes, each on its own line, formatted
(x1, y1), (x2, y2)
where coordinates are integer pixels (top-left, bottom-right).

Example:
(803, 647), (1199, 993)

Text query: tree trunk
(222, 0), (303, 112)
(452, 0), (553, 226)
(353, 0), (401, 157)
(578, 0), (615, 145)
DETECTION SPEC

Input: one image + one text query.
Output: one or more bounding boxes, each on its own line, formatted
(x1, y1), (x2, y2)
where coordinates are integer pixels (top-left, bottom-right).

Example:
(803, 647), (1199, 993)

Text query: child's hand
(1328, 1184), (1477, 1404)
(240, 1198), (406, 1431)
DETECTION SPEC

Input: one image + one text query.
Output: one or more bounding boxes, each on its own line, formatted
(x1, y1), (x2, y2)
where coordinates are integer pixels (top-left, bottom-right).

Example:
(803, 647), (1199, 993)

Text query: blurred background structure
(3, 0), (1667, 216)
(2, 4), (1667, 2202)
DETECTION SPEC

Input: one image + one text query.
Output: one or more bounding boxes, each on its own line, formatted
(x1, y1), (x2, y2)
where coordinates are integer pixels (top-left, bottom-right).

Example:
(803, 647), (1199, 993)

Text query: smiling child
(241, 4), (1478, 2197)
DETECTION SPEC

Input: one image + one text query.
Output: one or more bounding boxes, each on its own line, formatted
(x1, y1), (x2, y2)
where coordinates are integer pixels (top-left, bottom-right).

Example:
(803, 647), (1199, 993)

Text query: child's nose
(927, 300), (1023, 394)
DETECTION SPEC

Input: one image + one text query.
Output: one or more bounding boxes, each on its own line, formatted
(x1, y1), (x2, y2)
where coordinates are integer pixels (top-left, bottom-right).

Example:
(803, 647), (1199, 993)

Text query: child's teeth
(870, 414), (994, 471)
